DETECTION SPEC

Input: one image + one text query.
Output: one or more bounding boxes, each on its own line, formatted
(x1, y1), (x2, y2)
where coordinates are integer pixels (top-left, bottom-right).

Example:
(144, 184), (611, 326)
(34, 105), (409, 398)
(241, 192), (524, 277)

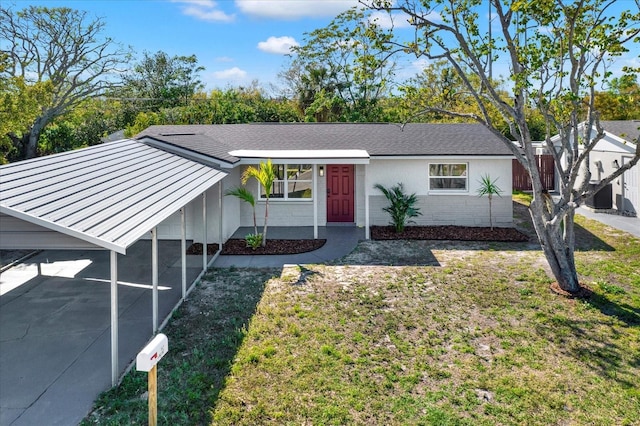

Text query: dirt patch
(371, 225), (529, 242)
(549, 282), (595, 299)
(221, 239), (326, 255)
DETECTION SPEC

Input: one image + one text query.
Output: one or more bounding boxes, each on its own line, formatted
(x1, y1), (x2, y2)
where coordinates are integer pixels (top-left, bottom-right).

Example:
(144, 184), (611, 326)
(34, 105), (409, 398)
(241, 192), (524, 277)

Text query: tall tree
(241, 159), (277, 247)
(285, 7), (398, 121)
(401, 60), (548, 139)
(119, 51), (204, 111)
(0, 5), (129, 159)
(365, 0), (640, 294)
(594, 75), (640, 120)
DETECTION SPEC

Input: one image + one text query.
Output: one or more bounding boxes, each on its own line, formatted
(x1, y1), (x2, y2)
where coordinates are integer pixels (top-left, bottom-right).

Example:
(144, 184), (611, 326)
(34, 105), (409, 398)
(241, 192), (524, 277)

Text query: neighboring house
(551, 120), (639, 216)
(135, 123), (515, 240)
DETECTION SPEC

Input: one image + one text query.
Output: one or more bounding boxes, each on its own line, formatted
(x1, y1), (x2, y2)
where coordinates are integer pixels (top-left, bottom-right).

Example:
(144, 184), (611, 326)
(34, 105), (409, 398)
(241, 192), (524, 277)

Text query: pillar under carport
(110, 250), (118, 387)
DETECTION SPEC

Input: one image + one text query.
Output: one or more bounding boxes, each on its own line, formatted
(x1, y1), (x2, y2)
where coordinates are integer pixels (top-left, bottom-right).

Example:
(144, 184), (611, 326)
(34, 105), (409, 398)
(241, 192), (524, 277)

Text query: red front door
(326, 164), (354, 222)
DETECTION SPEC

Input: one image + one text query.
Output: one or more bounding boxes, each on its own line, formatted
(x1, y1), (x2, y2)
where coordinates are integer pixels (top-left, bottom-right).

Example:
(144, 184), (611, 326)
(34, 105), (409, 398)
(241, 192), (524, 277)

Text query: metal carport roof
(0, 139), (227, 254)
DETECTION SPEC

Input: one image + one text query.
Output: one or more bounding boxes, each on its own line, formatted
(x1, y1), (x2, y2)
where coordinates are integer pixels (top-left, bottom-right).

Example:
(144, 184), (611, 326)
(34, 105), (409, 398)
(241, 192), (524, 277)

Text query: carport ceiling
(0, 139), (227, 254)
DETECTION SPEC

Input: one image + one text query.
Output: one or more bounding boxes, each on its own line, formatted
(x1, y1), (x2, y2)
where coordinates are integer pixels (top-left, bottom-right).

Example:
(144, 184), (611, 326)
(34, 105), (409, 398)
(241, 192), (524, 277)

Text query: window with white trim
(261, 164), (313, 200)
(428, 163), (468, 191)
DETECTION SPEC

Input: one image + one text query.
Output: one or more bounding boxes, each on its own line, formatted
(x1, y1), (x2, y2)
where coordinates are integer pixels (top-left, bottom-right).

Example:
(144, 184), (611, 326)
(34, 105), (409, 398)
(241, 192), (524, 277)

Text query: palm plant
(225, 186), (258, 236)
(477, 174), (503, 230)
(374, 183), (422, 233)
(241, 159), (277, 246)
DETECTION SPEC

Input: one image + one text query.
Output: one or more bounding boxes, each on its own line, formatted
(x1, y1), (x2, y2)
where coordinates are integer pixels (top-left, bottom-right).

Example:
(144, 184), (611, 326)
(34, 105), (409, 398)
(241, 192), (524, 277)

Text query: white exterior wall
(355, 164), (367, 226)
(237, 158), (514, 229)
(237, 165), (327, 227)
(221, 167), (242, 239)
(366, 158), (513, 227)
(557, 128), (638, 215)
(147, 181), (224, 244)
(146, 157), (515, 241)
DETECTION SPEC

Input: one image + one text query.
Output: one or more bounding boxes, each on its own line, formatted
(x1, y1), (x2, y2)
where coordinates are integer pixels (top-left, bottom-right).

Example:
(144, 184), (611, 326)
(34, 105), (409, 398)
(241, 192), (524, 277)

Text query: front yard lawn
(83, 206), (640, 425)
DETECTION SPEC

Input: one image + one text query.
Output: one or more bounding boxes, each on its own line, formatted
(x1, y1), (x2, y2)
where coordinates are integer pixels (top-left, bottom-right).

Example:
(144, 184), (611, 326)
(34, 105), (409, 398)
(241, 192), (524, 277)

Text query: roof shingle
(136, 123), (513, 164)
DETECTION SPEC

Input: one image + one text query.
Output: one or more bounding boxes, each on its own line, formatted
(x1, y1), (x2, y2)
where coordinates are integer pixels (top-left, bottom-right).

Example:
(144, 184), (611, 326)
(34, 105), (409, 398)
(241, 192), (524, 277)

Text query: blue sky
(12, 0), (640, 94)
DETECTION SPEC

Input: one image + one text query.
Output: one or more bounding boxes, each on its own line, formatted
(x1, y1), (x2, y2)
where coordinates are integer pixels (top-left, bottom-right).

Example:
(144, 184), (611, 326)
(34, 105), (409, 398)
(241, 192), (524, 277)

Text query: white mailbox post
(137, 333), (168, 426)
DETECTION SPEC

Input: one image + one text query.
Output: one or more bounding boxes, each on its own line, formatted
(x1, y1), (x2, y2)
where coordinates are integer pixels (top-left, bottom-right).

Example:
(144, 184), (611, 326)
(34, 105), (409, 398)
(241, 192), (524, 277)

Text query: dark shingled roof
(600, 120), (640, 143)
(136, 123), (513, 164)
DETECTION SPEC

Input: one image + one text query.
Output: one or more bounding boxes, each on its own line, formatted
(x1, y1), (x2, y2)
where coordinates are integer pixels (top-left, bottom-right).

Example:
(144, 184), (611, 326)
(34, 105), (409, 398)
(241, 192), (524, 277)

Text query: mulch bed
(371, 225), (529, 242)
(186, 243), (220, 255)
(220, 239), (326, 255)
(188, 226), (528, 256)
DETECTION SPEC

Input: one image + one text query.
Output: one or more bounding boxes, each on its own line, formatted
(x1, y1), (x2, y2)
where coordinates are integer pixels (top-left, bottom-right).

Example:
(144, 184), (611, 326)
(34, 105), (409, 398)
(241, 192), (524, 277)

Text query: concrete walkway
(0, 240), (209, 426)
(213, 226), (365, 267)
(576, 207), (640, 238)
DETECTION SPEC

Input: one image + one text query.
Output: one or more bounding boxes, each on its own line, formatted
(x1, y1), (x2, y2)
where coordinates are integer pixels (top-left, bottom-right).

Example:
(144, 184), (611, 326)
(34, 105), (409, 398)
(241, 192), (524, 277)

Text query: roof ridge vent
(159, 133), (197, 136)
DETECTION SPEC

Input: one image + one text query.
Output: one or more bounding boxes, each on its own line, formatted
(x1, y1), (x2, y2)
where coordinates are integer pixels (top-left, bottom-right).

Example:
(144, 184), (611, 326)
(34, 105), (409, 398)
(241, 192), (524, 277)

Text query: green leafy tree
(241, 159), (277, 247)
(0, 74), (53, 162)
(374, 183), (422, 232)
(401, 60), (549, 139)
(118, 51), (204, 111)
(594, 75), (640, 120)
(476, 175), (503, 230)
(366, 0), (640, 294)
(125, 87), (301, 136)
(286, 7), (397, 121)
(0, 5), (130, 160)
(225, 187), (258, 236)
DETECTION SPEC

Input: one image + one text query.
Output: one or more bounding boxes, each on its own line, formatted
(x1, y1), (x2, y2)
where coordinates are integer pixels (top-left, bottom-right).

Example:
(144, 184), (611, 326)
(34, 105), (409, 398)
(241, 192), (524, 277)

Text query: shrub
(245, 233), (263, 250)
(374, 183), (422, 233)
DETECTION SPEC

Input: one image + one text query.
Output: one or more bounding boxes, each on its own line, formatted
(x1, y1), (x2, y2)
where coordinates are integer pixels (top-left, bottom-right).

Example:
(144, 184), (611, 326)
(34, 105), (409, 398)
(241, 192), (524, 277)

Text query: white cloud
(213, 67), (248, 80)
(412, 57), (430, 72)
(257, 36), (299, 55)
(368, 11), (412, 29)
(235, 0), (358, 19)
(171, 0), (235, 22)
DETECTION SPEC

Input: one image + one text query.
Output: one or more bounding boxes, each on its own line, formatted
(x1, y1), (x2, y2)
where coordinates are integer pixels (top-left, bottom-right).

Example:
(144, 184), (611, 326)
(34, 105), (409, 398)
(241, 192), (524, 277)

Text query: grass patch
(81, 268), (279, 425)
(84, 213), (640, 425)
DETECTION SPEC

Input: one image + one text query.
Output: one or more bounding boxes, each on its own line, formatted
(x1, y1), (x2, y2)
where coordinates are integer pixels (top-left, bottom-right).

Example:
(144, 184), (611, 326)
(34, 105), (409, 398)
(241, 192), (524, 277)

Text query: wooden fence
(512, 155), (555, 191)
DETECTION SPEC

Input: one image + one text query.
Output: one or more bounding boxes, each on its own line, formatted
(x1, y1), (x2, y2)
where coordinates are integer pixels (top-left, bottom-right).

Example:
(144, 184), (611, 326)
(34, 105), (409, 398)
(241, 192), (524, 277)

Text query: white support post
(181, 208), (186, 300)
(152, 227), (158, 333)
(218, 182), (223, 250)
(364, 164), (370, 239)
(313, 164), (318, 239)
(110, 250), (118, 387)
(202, 192), (207, 272)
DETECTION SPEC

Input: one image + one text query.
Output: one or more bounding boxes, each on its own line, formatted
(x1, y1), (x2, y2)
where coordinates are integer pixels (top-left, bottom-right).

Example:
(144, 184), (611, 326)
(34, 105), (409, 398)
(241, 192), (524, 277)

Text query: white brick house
(136, 123), (515, 241)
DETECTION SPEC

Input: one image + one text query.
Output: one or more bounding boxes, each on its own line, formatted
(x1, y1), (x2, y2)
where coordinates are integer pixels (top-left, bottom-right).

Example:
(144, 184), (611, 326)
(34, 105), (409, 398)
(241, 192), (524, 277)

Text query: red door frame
(326, 164), (355, 222)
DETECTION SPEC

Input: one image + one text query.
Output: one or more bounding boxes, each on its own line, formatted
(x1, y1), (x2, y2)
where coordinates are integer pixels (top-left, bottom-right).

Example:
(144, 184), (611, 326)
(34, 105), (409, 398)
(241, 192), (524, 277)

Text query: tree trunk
(262, 199), (269, 247)
(529, 198), (581, 293)
(25, 130), (38, 159)
(24, 114), (51, 159)
(488, 194), (493, 230)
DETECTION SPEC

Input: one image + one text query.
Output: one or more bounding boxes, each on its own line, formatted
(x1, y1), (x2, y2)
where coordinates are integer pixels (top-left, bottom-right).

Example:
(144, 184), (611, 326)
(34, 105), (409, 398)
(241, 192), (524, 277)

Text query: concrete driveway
(0, 240), (208, 425)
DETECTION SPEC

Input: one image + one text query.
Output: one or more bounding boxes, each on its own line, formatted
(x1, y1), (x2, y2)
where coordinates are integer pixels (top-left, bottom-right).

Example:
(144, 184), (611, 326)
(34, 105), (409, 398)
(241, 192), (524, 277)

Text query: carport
(0, 139), (227, 387)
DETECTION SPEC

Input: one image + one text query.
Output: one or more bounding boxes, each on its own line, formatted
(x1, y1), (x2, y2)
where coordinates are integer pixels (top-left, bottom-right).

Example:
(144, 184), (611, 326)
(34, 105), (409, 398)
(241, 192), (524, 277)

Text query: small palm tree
(225, 186), (258, 236)
(477, 174), (503, 230)
(374, 182), (422, 233)
(241, 159), (277, 246)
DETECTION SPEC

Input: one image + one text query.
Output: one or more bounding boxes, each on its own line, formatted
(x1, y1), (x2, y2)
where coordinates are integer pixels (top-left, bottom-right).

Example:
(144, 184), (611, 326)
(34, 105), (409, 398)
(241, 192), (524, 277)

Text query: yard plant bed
(186, 242), (219, 255)
(371, 225), (529, 242)
(221, 238), (326, 255)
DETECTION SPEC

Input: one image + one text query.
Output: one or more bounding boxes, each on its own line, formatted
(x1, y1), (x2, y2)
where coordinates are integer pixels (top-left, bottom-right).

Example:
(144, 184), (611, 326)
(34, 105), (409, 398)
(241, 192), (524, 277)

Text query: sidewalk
(213, 226), (365, 268)
(576, 207), (640, 238)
